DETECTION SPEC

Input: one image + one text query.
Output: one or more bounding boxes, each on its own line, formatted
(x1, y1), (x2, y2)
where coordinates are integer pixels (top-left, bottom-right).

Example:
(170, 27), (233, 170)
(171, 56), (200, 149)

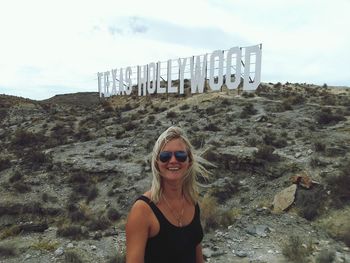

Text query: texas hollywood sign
(97, 44), (262, 97)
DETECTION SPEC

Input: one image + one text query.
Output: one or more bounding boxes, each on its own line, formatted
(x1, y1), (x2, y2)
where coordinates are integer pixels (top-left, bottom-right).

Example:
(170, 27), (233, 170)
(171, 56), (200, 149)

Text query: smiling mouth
(167, 167), (180, 171)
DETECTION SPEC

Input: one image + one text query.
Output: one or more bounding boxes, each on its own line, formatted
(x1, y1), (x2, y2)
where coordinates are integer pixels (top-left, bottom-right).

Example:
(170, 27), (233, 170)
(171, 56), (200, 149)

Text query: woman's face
(157, 138), (190, 182)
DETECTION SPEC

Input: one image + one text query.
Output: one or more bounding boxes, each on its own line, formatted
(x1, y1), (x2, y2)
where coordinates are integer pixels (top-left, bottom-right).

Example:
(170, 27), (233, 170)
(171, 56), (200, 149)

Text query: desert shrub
(12, 129), (42, 147)
(75, 128), (93, 142)
(0, 225), (21, 239)
(281, 235), (313, 263)
(86, 186), (99, 203)
(191, 134), (206, 149)
(69, 172), (88, 184)
(205, 106), (216, 115)
(254, 145), (279, 162)
(147, 115), (155, 123)
(88, 215), (111, 231)
(220, 98), (232, 105)
(241, 91), (255, 98)
(309, 157), (328, 168)
(219, 208), (241, 227)
(246, 136), (261, 147)
(0, 244), (16, 257)
(263, 132), (288, 148)
(31, 240), (59, 251)
(316, 108), (346, 125)
(314, 141), (326, 152)
(204, 123), (221, 132)
(101, 100), (114, 112)
(108, 253), (126, 263)
(286, 94), (305, 105)
(166, 111), (177, 118)
(295, 187), (326, 220)
(57, 224), (87, 240)
(200, 194), (219, 231)
(240, 103), (257, 118)
(318, 207), (350, 247)
(316, 249), (335, 263)
(107, 208), (121, 221)
(12, 181), (31, 193)
(0, 157), (11, 172)
(24, 149), (49, 168)
(123, 121), (137, 131)
(65, 249), (84, 263)
(326, 173), (350, 208)
(209, 179), (240, 203)
(280, 100), (293, 111)
(179, 104), (190, 110)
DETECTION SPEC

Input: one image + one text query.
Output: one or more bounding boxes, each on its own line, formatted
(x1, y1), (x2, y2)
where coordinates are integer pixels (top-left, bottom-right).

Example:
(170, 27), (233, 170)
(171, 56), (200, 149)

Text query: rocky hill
(0, 83), (349, 263)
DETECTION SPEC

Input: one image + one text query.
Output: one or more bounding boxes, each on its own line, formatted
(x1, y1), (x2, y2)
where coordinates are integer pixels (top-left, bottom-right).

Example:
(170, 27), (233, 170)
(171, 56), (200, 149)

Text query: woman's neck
(161, 181), (183, 200)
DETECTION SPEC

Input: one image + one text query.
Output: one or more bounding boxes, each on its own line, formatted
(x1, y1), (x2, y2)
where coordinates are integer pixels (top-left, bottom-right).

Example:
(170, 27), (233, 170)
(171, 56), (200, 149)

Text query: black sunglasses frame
(159, 151), (188, 163)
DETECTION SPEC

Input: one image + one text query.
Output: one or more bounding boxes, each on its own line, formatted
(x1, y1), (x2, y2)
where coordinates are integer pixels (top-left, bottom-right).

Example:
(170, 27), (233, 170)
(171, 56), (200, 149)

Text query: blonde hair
(150, 126), (210, 204)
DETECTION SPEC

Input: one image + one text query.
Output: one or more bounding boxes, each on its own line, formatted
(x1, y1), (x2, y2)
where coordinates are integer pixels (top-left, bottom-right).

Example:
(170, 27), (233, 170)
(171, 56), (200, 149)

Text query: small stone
(67, 243), (74, 248)
(54, 247), (64, 257)
(236, 250), (248, 257)
(90, 245), (97, 250)
(295, 152), (302, 158)
(25, 254), (31, 260)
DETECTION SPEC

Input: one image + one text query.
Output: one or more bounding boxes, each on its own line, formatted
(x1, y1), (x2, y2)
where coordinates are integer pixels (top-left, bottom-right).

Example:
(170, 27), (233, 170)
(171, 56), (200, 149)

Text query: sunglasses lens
(159, 152), (172, 162)
(174, 151), (188, 162)
(159, 151), (188, 162)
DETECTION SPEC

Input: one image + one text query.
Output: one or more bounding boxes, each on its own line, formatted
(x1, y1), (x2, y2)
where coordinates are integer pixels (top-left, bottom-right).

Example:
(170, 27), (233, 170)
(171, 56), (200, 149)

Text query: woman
(126, 126), (210, 263)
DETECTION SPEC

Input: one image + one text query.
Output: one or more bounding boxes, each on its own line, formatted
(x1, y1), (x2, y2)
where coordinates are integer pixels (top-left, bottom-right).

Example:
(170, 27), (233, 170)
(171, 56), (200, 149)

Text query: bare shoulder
(127, 195), (152, 224)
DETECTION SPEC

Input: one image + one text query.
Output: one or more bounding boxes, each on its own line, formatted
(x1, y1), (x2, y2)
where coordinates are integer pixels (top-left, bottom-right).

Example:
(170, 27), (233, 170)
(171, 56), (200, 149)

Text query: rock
(67, 243), (74, 248)
(256, 225), (269, 237)
(203, 247), (214, 258)
(295, 152), (302, 158)
(272, 184), (297, 213)
(236, 250), (248, 257)
(54, 247), (64, 257)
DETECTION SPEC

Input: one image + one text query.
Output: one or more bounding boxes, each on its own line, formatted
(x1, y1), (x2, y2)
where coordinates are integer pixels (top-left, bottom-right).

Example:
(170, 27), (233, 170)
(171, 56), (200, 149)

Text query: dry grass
(317, 206), (350, 247)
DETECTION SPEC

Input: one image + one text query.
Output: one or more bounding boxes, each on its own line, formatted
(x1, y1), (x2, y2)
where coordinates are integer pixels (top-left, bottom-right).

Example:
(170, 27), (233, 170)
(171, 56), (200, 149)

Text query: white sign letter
(125, 67), (132, 95)
(178, 57), (187, 94)
(226, 47), (242, 90)
(243, 45), (262, 90)
(167, 59), (177, 93)
(190, 54), (207, 94)
(209, 50), (224, 91)
(138, 65), (148, 96)
(148, 62), (157, 94)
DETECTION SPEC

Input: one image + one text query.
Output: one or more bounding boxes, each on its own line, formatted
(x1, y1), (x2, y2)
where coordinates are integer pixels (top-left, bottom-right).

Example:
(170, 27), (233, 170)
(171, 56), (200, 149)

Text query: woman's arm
(195, 243), (204, 263)
(126, 201), (150, 263)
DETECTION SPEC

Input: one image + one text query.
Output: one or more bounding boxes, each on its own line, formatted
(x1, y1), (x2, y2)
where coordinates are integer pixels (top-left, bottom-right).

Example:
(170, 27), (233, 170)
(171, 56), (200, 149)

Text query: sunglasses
(159, 151), (188, 163)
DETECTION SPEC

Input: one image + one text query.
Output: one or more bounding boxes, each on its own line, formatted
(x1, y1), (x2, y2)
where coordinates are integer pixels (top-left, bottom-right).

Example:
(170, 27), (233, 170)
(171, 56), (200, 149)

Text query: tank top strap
(135, 195), (165, 222)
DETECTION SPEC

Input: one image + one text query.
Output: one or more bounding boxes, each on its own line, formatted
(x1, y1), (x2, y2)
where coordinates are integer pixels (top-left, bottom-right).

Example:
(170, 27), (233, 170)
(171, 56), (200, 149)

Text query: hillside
(0, 83), (349, 263)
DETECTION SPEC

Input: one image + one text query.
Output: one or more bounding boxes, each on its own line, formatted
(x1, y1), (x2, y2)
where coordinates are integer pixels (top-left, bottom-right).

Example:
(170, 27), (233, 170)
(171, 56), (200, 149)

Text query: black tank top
(136, 195), (204, 263)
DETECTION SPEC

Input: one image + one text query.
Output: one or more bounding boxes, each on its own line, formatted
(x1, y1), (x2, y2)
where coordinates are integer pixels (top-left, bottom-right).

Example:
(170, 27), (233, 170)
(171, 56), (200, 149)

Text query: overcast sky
(0, 0), (349, 100)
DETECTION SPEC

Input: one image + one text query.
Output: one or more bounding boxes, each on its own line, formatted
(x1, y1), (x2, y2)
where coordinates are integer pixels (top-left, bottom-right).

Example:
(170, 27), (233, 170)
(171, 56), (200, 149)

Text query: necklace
(162, 194), (185, 227)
